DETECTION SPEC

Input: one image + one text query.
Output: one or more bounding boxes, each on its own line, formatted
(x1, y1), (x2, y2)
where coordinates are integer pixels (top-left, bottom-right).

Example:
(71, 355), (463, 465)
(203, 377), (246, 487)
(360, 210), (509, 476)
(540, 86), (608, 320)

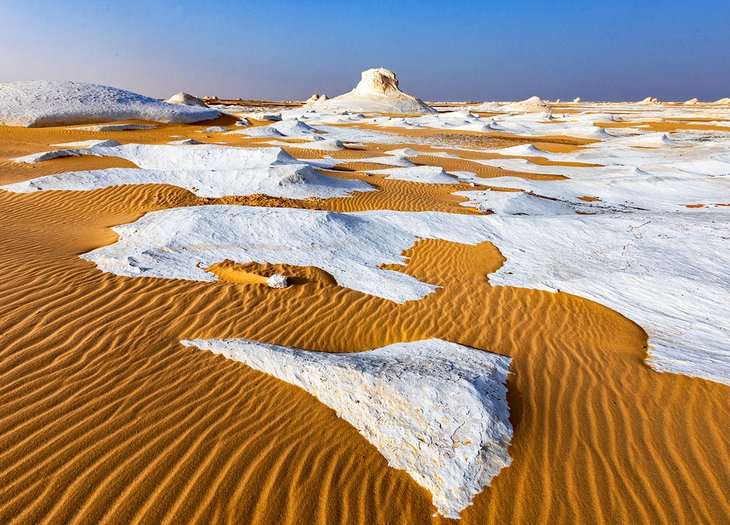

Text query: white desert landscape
(1, 12), (729, 522)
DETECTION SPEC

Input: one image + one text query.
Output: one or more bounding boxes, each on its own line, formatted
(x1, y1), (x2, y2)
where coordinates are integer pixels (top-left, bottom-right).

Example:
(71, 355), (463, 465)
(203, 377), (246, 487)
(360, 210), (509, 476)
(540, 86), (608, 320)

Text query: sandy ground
(0, 117), (729, 525)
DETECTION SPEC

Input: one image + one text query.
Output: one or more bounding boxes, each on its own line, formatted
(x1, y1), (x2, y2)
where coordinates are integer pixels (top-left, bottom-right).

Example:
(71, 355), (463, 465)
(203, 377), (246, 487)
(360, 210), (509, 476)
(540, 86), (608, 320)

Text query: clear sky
(1, 0), (728, 102)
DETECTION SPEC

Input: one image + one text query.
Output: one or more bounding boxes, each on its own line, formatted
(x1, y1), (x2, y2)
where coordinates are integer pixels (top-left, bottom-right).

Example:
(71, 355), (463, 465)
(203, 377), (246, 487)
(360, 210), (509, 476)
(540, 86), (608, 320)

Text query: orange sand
(0, 122), (728, 525)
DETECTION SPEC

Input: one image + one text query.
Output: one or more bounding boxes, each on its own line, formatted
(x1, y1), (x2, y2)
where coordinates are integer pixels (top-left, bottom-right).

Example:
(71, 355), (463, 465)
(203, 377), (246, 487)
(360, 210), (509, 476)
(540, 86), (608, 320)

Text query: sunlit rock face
(315, 68), (435, 114)
(181, 338), (513, 519)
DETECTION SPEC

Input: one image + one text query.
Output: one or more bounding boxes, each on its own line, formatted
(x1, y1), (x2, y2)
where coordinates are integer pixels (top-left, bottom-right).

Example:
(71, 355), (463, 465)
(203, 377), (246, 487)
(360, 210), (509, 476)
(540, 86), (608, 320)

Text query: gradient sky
(1, 0), (728, 102)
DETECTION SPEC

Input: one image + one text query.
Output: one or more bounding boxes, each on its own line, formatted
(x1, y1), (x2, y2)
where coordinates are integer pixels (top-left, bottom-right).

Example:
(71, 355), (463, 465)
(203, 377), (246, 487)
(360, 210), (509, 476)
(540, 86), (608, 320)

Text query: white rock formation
(365, 166), (459, 184)
(454, 189), (576, 215)
(72, 123), (158, 132)
(639, 96), (659, 105)
(0, 80), (219, 127)
(711, 97), (730, 105)
(316, 68), (435, 114)
(4, 143), (372, 199)
(198, 126), (229, 133)
(500, 96), (550, 113)
(266, 274), (289, 288)
(165, 92), (209, 107)
(573, 97), (581, 103)
(304, 93), (323, 105)
(80, 206), (730, 386)
(180, 338), (512, 518)
(684, 98), (699, 105)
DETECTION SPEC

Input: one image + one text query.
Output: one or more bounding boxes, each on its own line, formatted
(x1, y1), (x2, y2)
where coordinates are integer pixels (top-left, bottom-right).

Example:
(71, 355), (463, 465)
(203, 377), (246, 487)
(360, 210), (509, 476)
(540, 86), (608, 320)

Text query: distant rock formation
(315, 68), (435, 114)
(501, 96), (550, 113)
(711, 97), (730, 105)
(684, 98), (699, 105)
(639, 96), (659, 105)
(0, 80), (220, 127)
(165, 92), (209, 107)
(303, 93), (329, 106)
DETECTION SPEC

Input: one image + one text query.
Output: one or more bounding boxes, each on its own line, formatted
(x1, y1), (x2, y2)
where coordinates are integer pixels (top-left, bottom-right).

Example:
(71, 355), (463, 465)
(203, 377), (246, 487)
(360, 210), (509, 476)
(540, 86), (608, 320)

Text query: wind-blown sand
(0, 99), (729, 525)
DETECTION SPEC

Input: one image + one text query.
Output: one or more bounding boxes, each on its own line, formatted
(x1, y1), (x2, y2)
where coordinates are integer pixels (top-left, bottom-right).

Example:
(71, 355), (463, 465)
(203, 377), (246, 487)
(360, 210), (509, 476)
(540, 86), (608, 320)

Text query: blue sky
(1, 0), (728, 101)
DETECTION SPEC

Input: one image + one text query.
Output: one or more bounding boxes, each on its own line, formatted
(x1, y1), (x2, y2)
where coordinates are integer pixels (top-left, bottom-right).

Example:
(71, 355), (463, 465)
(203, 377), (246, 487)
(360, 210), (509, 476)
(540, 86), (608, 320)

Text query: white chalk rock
(501, 96), (550, 113)
(266, 274), (289, 288)
(0, 80), (220, 127)
(165, 92), (209, 107)
(4, 143), (372, 199)
(180, 338), (512, 518)
(639, 96), (659, 105)
(316, 68), (435, 114)
(454, 189), (576, 215)
(304, 93), (321, 105)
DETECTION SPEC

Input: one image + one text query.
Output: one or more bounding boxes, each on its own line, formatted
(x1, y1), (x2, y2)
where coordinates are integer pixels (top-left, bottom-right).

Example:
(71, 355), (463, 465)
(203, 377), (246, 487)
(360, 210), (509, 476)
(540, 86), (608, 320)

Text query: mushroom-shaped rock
(315, 68), (435, 114)
(166, 92), (209, 107)
(181, 338), (513, 519)
(573, 97), (581, 103)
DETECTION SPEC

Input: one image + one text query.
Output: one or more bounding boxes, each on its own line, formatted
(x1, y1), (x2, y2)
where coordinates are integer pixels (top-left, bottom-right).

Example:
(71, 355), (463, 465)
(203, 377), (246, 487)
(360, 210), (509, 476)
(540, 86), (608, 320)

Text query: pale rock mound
(454, 189), (576, 215)
(639, 96), (659, 105)
(573, 97), (581, 103)
(266, 274), (289, 288)
(0, 80), (219, 127)
(72, 123), (158, 132)
(684, 98), (699, 105)
(711, 97), (730, 105)
(501, 96), (550, 113)
(181, 338), (512, 519)
(316, 68), (435, 114)
(5, 143), (371, 199)
(303, 94), (328, 105)
(165, 92), (209, 107)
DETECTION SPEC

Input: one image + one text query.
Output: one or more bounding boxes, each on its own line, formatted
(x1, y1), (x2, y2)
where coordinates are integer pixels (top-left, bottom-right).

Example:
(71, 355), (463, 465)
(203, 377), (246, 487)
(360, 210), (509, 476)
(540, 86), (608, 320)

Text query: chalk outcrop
(181, 337), (512, 518)
(639, 96), (659, 105)
(315, 68), (434, 114)
(266, 274), (289, 288)
(5, 143), (372, 199)
(500, 96), (550, 113)
(0, 80), (219, 127)
(165, 92), (209, 107)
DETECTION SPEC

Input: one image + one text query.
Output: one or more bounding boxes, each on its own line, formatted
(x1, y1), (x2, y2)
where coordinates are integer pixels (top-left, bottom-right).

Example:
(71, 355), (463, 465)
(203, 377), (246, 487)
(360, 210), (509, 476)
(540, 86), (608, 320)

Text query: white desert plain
(0, 66), (728, 525)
